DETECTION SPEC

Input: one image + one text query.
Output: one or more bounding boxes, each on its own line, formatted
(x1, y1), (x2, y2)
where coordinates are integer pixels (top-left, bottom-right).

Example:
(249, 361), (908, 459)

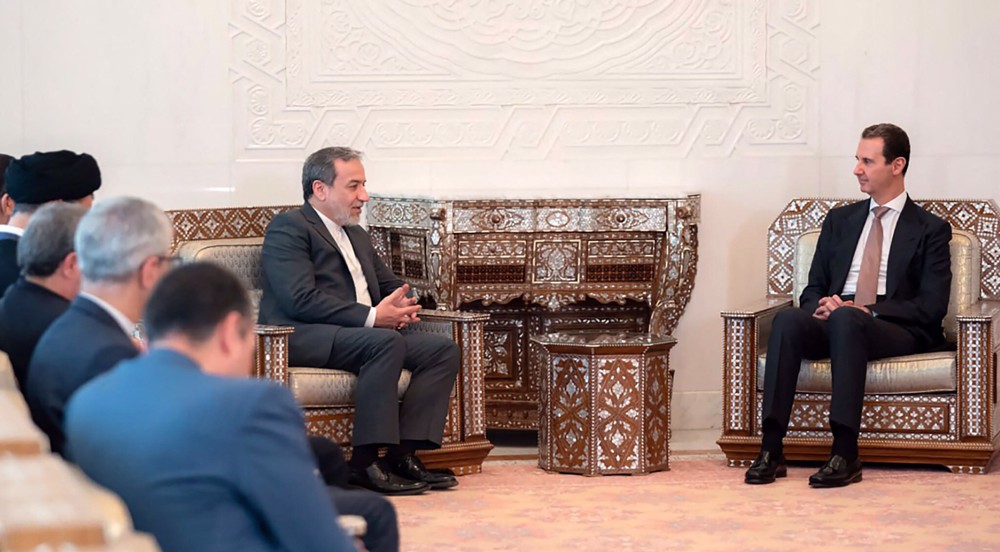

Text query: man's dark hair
(0, 153), (13, 198)
(144, 263), (253, 343)
(862, 123), (911, 176)
(300, 147), (362, 201)
(17, 203), (87, 277)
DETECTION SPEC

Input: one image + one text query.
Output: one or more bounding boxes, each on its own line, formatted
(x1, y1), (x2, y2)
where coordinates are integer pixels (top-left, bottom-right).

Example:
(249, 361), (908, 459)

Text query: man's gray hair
(76, 197), (173, 283)
(301, 147), (362, 201)
(17, 202), (87, 278)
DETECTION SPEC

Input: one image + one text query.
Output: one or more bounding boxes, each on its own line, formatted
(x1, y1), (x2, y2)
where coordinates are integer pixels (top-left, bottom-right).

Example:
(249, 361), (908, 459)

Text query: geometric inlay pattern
(230, 0), (819, 160)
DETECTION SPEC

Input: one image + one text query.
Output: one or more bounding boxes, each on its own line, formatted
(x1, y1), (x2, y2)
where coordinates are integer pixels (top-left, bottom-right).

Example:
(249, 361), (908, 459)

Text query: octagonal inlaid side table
(532, 331), (676, 476)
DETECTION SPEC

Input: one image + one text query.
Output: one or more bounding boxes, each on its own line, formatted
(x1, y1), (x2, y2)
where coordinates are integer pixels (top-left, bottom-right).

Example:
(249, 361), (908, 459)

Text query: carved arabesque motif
(231, 0), (819, 159)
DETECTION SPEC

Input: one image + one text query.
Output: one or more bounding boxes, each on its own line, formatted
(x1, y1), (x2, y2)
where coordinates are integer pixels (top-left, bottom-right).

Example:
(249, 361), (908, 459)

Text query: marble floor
(486, 428), (721, 460)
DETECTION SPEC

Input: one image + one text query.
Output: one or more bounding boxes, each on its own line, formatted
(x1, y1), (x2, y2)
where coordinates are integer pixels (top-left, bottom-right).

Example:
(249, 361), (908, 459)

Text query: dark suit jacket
(258, 203), (404, 367)
(65, 349), (354, 552)
(800, 197), (952, 348)
(0, 233), (19, 298)
(0, 278), (70, 394)
(25, 296), (139, 456)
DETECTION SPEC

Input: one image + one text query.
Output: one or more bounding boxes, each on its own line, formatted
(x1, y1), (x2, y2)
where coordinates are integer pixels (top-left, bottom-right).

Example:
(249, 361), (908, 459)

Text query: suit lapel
(301, 203), (343, 254)
(885, 198), (921, 299)
(831, 202), (869, 295)
(344, 225), (381, 304)
(303, 203), (380, 304)
(75, 297), (132, 339)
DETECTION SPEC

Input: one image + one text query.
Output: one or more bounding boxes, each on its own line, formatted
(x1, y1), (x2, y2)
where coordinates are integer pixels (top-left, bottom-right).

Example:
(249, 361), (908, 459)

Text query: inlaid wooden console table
(366, 195), (700, 430)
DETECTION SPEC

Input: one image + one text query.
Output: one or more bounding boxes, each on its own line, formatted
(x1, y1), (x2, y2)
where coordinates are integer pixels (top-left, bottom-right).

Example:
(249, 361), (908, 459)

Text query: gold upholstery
(289, 367), (411, 407)
(165, 205), (494, 474)
(762, 229), (980, 396)
(719, 198), (1000, 473)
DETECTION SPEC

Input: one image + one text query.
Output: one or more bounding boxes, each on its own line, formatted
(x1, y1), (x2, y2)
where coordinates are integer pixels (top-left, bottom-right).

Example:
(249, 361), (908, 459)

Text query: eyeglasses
(155, 255), (184, 267)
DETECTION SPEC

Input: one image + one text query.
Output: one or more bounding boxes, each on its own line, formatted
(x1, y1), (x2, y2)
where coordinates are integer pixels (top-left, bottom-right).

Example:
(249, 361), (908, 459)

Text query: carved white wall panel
(230, 0), (819, 159)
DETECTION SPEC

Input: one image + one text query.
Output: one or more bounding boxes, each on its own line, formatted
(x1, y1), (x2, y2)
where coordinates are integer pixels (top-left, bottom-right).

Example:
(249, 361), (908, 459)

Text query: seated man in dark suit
(259, 147), (460, 495)
(0, 151), (100, 296)
(65, 263), (356, 552)
(25, 197), (175, 456)
(745, 123), (953, 488)
(0, 203), (86, 394)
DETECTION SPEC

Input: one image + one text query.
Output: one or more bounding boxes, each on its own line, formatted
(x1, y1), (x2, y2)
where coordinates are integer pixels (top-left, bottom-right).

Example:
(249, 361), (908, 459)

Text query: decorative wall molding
(230, 0), (819, 160)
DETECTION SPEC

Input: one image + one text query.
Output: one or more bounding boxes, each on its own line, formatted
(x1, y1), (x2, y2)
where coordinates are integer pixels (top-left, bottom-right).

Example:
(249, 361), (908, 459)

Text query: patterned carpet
(390, 455), (1000, 552)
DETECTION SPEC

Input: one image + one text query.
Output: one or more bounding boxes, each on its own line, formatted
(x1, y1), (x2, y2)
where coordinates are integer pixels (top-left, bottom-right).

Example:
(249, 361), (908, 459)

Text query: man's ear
(891, 156), (906, 176)
(60, 251), (80, 278)
(140, 256), (162, 290)
(311, 180), (329, 200)
(0, 193), (14, 215)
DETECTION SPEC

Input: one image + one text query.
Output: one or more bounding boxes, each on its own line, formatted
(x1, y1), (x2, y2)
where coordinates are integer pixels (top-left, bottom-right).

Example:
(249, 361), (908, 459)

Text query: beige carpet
(390, 455), (1000, 552)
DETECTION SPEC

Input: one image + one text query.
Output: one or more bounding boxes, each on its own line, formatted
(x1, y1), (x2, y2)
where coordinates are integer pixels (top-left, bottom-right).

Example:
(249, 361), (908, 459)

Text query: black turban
(3, 150), (101, 204)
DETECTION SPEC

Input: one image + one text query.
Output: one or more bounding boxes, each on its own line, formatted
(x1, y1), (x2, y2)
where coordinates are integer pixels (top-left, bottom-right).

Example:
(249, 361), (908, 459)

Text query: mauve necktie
(854, 206), (890, 306)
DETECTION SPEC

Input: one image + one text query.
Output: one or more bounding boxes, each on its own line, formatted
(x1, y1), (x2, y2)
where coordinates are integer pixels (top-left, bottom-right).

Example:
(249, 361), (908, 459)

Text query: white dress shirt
(0, 224), (25, 237)
(842, 191), (909, 296)
(314, 210), (377, 328)
(79, 292), (136, 337)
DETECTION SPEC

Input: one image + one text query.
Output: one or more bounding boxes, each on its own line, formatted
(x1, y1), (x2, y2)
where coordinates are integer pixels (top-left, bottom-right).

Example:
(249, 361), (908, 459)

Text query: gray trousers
(326, 328), (460, 448)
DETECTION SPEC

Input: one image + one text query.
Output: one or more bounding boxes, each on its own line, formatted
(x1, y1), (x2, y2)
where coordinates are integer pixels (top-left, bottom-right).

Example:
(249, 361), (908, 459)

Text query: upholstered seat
(174, 237), (413, 407)
(718, 198), (1000, 473)
(166, 206), (493, 474)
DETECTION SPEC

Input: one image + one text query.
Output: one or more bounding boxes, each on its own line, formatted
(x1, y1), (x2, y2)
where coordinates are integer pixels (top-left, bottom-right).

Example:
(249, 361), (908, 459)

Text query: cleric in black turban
(4, 150), (101, 205)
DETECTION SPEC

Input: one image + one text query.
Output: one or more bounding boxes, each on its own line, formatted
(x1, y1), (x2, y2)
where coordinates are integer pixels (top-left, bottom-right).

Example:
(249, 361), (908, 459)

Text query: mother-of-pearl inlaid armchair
(164, 206), (492, 475)
(718, 198), (1000, 473)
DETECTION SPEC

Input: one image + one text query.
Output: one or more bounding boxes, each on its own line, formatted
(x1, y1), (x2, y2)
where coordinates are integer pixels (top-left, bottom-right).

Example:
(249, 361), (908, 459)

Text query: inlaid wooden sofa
(166, 206), (493, 474)
(0, 352), (160, 551)
(718, 198), (1000, 473)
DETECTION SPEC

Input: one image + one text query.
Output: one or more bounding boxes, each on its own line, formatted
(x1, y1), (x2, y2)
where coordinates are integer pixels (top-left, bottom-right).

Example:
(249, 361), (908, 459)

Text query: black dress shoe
(808, 455), (862, 488)
(349, 460), (429, 495)
(392, 453), (458, 490)
(744, 451), (787, 484)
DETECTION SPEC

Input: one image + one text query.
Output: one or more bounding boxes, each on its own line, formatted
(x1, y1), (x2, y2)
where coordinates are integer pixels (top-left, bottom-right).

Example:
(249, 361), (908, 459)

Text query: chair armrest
(719, 297), (792, 436)
(957, 300), (1000, 325)
(721, 297), (793, 319)
(253, 324), (294, 385)
(954, 300), (1000, 415)
(408, 309), (491, 442)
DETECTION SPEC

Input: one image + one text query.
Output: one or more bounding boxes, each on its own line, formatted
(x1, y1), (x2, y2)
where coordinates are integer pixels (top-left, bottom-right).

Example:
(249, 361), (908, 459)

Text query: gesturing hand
(374, 284), (421, 329)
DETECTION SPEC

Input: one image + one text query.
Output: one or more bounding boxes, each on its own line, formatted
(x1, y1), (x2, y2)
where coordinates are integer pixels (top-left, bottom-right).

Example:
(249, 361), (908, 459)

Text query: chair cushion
(756, 350), (957, 394)
(793, 229), (981, 343)
(288, 367), (411, 407)
(175, 238), (265, 311)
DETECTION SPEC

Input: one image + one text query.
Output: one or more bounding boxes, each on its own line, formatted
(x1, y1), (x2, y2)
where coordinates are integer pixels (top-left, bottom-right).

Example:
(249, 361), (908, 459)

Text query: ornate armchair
(165, 206), (492, 474)
(718, 198), (1000, 473)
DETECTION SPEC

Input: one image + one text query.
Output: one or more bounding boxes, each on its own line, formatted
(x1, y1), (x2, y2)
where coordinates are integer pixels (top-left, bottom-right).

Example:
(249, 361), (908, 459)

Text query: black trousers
(328, 486), (399, 552)
(760, 306), (920, 437)
(325, 328), (460, 448)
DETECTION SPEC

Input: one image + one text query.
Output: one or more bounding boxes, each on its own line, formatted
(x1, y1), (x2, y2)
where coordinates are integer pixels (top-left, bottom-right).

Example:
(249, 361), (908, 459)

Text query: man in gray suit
(258, 147), (460, 495)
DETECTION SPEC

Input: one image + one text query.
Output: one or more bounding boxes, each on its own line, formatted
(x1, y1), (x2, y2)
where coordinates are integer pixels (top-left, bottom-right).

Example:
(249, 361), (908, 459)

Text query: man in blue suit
(25, 197), (174, 456)
(66, 262), (356, 552)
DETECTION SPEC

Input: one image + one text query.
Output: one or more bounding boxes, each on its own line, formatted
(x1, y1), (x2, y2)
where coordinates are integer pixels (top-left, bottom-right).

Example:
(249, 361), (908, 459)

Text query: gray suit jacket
(258, 202), (404, 367)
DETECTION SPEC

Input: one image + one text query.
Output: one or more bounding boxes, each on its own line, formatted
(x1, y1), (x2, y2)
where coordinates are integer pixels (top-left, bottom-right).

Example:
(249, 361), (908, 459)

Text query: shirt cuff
(364, 306), (376, 328)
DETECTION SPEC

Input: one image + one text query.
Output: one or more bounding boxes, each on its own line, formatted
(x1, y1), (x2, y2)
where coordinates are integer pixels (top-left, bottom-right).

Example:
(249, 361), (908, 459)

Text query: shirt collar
(0, 224), (24, 237)
(79, 291), (136, 337)
(870, 191), (908, 214)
